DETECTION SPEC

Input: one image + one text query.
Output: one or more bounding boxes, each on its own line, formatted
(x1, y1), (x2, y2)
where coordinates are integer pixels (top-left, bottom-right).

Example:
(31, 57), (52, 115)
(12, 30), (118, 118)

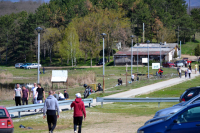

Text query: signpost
(152, 63), (160, 69)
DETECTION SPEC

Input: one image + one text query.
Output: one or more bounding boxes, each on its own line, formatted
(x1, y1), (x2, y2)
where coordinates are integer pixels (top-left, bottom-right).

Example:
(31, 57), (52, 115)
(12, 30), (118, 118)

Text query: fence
(96, 97), (179, 108)
(7, 98), (93, 118)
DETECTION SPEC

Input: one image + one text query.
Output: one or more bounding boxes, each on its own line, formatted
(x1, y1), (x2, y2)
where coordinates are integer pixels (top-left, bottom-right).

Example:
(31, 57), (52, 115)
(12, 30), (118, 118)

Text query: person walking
(30, 83), (38, 104)
(185, 70), (187, 78)
(179, 67), (182, 78)
(194, 64), (198, 74)
(43, 90), (60, 133)
(188, 67), (191, 78)
(71, 93), (86, 133)
(22, 86), (29, 105)
(13, 84), (22, 106)
(35, 83), (45, 104)
(189, 63), (192, 72)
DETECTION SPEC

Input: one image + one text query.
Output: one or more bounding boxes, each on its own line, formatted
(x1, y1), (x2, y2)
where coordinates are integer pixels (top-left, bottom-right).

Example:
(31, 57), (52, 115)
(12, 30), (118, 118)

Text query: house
(113, 43), (179, 65)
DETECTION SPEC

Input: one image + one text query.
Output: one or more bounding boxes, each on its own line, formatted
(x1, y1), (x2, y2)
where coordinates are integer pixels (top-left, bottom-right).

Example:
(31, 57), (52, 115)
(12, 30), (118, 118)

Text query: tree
(194, 44), (200, 62)
(173, 49), (178, 59)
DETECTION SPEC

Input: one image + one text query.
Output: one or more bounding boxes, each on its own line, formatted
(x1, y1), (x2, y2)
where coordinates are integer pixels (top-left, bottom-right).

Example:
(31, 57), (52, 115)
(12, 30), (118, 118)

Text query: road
(11, 67), (199, 117)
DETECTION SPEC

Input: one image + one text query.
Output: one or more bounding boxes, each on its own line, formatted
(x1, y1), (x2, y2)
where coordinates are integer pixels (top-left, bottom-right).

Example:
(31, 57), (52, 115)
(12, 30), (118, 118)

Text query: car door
(167, 106), (200, 133)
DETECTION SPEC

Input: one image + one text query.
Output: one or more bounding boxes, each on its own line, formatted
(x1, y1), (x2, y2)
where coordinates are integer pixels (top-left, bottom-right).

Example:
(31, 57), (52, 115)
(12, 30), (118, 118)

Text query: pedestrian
(177, 67), (180, 76)
(58, 92), (65, 100)
(158, 68), (163, 78)
(30, 83), (38, 104)
(199, 64), (200, 74)
(189, 63), (192, 72)
(53, 91), (59, 101)
(185, 70), (187, 78)
(43, 67), (45, 74)
(188, 67), (191, 78)
(22, 86), (29, 106)
(118, 78), (122, 85)
(64, 90), (69, 99)
(179, 67), (182, 78)
(35, 83), (45, 104)
(194, 64), (198, 74)
(185, 60), (187, 67)
(131, 74), (134, 82)
(13, 84), (22, 106)
(71, 93), (86, 133)
(43, 90), (60, 133)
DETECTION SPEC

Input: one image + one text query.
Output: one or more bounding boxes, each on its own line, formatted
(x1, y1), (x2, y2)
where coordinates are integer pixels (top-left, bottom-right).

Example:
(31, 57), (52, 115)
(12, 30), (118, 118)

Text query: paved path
(12, 68), (199, 117)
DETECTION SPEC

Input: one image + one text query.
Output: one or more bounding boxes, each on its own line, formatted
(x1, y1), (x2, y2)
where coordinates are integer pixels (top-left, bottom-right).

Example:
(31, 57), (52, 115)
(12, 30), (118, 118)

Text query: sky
(4, 0), (200, 7)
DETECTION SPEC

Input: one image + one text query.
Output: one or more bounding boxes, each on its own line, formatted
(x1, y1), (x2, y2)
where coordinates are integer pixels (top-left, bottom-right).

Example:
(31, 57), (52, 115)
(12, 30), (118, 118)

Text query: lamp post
(101, 33), (106, 92)
(35, 27), (43, 84)
(130, 35), (134, 81)
(147, 40), (150, 79)
(137, 43), (140, 73)
(159, 42), (162, 66)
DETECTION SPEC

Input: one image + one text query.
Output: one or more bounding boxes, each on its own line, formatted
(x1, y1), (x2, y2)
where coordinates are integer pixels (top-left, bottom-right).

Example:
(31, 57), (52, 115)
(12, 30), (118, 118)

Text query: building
(113, 43), (180, 65)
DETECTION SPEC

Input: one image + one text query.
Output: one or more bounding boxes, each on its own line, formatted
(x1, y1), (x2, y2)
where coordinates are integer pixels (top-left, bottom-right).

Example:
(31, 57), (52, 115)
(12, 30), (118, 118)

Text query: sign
(152, 63), (160, 69)
(142, 58), (148, 63)
(51, 70), (68, 82)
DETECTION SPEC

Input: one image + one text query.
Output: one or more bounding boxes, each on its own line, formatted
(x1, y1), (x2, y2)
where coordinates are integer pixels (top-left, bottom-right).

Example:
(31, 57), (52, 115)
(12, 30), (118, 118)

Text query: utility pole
(180, 41), (181, 58)
(178, 26), (179, 45)
(143, 23), (145, 43)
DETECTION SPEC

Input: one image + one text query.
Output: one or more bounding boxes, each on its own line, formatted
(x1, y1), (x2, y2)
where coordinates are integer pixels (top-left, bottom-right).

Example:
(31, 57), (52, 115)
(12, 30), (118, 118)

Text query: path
(11, 68), (199, 117)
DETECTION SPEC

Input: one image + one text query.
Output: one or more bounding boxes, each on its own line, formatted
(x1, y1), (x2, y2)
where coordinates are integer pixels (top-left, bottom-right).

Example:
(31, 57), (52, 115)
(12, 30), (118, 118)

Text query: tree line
(0, 0), (200, 66)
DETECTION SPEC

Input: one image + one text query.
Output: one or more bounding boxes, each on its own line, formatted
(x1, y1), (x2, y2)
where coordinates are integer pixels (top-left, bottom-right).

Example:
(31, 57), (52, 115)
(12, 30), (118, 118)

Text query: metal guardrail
(96, 97), (179, 108)
(7, 98), (93, 118)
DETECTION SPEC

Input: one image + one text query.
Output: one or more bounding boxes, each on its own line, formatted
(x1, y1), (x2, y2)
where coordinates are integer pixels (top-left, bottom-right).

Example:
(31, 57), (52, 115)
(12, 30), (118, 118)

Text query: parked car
(97, 58), (107, 65)
(15, 63), (23, 69)
(174, 60), (184, 67)
(153, 94), (200, 118)
(162, 62), (175, 67)
(179, 86), (200, 102)
(20, 63), (32, 68)
(183, 58), (188, 61)
(137, 102), (200, 133)
(0, 106), (14, 133)
(25, 63), (42, 69)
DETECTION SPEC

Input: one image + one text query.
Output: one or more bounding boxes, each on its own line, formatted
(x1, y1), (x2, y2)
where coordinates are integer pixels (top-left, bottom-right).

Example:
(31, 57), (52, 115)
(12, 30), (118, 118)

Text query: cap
(75, 93), (81, 98)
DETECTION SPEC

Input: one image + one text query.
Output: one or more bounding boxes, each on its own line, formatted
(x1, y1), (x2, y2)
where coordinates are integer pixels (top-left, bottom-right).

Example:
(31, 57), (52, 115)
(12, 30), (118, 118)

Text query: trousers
(47, 110), (57, 132)
(22, 98), (28, 105)
(15, 97), (21, 106)
(74, 117), (83, 133)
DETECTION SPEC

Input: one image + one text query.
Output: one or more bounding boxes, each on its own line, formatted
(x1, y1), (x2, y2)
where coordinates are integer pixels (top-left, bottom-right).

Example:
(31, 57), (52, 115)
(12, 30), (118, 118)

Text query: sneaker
(74, 131), (77, 133)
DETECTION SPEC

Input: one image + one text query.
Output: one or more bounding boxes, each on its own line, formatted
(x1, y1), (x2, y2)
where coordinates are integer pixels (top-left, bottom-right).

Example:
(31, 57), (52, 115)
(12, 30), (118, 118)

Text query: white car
(15, 63), (23, 68)
(25, 63), (42, 69)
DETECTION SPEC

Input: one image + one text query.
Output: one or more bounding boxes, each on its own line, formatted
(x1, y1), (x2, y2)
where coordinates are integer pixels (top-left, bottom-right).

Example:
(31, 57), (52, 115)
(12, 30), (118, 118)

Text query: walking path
(12, 68), (199, 117)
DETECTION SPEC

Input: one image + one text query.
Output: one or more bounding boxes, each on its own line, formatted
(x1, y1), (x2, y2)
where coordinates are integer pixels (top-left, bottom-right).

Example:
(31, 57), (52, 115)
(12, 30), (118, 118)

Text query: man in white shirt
(30, 83), (38, 104)
(58, 92), (65, 100)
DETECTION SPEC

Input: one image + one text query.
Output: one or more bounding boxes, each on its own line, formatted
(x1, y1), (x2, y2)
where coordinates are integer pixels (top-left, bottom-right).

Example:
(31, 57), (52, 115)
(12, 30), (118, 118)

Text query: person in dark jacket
(64, 90), (69, 99)
(118, 78), (122, 85)
(71, 93), (86, 133)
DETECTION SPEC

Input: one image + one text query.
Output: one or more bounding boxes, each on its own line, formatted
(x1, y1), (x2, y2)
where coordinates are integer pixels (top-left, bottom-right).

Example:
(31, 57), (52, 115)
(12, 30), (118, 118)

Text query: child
(185, 70), (187, 78)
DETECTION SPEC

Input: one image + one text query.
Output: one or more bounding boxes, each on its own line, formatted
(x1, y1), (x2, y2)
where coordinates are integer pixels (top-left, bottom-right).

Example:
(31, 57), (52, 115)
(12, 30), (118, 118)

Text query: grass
(181, 39), (200, 56)
(136, 75), (200, 98)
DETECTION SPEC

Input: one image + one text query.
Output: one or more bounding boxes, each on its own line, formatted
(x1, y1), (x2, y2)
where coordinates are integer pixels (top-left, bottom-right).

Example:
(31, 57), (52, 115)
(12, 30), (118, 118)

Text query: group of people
(53, 90), (69, 101)
(43, 91), (86, 133)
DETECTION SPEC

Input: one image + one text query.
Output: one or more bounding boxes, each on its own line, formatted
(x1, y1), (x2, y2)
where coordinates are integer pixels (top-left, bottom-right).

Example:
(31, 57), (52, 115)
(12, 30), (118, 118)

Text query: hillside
(0, 1), (43, 16)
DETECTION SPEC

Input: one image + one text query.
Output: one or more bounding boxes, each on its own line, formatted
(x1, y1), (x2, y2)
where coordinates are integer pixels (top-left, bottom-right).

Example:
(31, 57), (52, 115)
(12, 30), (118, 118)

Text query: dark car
(162, 62), (175, 67)
(0, 106), (14, 133)
(180, 87), (200, 102)
(97, 58), (107, 65)
(137, 102), (200, 133)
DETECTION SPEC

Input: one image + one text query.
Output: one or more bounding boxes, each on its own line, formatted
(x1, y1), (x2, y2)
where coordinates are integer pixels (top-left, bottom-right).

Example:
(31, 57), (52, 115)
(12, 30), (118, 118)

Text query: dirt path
(182, 54), (198, 61)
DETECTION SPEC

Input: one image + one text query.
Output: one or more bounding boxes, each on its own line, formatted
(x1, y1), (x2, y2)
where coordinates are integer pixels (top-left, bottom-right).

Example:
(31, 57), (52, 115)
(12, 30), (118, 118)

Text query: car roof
(186, 87), (200, 91)
(0, 106), (6, 109)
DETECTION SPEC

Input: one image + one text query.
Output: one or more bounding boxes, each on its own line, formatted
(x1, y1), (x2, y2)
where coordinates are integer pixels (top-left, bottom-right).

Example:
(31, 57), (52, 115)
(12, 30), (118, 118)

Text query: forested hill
(0, 0), (200, 66)
(0, 1), (43, 16)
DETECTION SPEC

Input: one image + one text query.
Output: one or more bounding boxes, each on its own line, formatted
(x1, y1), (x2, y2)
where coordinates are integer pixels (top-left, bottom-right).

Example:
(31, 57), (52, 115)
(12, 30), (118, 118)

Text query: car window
(0, 109), (7, 118)
(185, 90), (197, 98)
(177, 106), (200, 123)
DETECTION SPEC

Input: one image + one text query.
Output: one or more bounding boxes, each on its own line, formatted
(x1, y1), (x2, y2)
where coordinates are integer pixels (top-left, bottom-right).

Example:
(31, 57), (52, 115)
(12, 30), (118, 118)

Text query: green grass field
(181, 40), (200, 56)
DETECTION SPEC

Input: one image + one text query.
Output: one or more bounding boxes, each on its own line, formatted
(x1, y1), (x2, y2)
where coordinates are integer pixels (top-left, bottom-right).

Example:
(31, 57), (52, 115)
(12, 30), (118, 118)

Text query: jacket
(70, 98), (86, 118)
(43, 95), (60, 116)
(158, 69), (163, 73)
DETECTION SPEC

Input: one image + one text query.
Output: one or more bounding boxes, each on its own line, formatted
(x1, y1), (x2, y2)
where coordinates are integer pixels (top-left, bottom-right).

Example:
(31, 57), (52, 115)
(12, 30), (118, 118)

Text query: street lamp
(101, 33), (106, 92)
(35, 27), (43, 84)
(137, 43), (140, 73)
(147, 40), (150, 79)
(159, 42), (162, 66)
(130, 35), (134, 81)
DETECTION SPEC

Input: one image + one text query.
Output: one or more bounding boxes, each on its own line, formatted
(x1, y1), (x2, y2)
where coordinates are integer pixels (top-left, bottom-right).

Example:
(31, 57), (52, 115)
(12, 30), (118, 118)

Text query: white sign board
(51, 70), (68, 82)
(152, 63), (160, 69)
(142, 58), (148, 63)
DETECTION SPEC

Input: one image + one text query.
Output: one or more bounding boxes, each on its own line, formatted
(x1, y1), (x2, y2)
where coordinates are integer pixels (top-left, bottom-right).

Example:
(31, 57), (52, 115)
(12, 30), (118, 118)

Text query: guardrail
(96, 97), (179, 108)
(7, 98), (93, 118)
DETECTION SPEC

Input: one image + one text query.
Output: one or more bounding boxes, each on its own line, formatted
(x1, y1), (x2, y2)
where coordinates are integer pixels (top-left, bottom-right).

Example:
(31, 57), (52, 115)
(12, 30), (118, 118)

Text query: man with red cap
(71, 93), (86, 133)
